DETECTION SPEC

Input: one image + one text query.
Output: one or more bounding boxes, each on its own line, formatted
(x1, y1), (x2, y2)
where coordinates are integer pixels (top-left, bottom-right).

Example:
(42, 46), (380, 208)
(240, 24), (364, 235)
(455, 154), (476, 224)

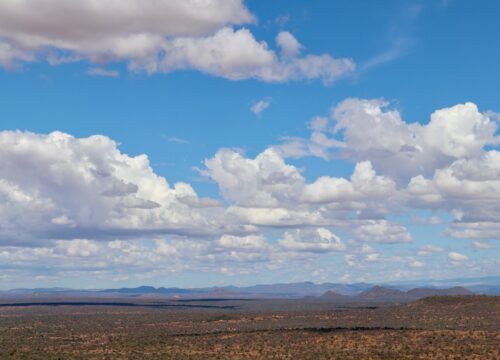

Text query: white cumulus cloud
(279, 99), (499, 180)
(0, 130), (227, 245)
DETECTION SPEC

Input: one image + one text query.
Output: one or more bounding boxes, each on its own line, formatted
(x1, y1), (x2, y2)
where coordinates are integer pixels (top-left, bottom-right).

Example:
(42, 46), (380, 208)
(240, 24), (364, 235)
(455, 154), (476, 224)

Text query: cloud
(289, 99), (500, 244)
(275, 14), (291, 27)
(331, 99), (498, 180)
(417, 245), (444, 256)
(2, 128), (401, 251)
(166, 136), (190, 145)
(280, 52), (355, 85)
(279, 99), (499, 180)
(2, 97), (499, 284)
(272, 116), (346, 159)
(276, 31), (302, 58)
(225, 206), (326, 228)
(407, 150), (500, 240)
(217, 234), (268, 251)
(55, 239), (101, 257)
(409, 260), (425, 268)
(0, 234), (273, 280)
(1, 0), (254, 34)
(0, 41), (34, 68)
(411, 215), (442, 225)
(204, 148), (305, 208)
(448, 251), (469, 262)
(156, 28), (355, 83)
(359, 39), (411, 72)
(446, 221), (500, 241)
(87, 67), (120, 77)
(204, 147), (397, 222)
(471, 241), (494, 249)
(251, 98), (271, 117)
(0, 130), (229, 245)
(203, 147), (405, 239)
(0, 1), (355, 84)
(301, 161), (396, 204)
(353, 220), (413, 244)
(279, 228), (346, 253)
(0, 0), (254, 72)
(157, 27), (276, 78)
(359, 3), (422, 72)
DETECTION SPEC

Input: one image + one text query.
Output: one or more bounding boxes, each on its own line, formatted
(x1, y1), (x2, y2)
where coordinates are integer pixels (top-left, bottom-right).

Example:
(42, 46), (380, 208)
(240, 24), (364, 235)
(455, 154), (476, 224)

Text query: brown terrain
(0, 295), (498, 359)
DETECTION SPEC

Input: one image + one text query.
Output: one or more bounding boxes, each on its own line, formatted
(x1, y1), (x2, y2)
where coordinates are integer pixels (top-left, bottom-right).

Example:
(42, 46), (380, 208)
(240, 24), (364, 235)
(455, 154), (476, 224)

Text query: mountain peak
(358, 286), (405, 299)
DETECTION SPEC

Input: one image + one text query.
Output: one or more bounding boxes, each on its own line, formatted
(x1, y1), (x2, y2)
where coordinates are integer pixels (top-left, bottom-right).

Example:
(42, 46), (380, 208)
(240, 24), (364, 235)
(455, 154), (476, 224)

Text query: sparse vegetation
(0, 296), (498, 359)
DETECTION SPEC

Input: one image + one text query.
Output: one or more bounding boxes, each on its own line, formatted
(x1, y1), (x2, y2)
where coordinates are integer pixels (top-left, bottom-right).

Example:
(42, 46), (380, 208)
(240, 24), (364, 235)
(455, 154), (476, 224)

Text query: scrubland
(0, 295), (498, 359)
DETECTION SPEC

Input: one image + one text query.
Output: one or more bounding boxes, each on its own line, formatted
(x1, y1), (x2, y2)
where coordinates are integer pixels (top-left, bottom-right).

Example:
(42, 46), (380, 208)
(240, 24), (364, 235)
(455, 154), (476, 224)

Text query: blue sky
(0, 0), (499, 289)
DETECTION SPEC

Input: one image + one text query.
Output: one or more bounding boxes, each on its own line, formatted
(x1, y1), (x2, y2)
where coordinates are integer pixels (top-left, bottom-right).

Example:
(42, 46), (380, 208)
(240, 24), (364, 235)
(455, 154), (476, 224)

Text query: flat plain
(0, 295), (498, 359)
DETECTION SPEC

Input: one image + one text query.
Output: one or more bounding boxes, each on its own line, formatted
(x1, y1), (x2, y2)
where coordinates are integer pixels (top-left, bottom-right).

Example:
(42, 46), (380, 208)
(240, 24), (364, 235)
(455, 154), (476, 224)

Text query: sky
(0, 0), (499, 289)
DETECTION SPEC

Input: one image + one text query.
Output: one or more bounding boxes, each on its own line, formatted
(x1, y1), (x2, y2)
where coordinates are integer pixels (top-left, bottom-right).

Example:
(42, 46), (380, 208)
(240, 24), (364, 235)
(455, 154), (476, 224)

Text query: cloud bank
(0, 0), (355, 83)
(0, 98), (498, 286)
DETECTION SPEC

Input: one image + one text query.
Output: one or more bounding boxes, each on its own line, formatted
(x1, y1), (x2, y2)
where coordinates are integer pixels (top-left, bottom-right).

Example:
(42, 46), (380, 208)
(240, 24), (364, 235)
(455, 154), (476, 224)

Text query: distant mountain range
(2, 276), (499, 299)
(320, 285), (474, 302)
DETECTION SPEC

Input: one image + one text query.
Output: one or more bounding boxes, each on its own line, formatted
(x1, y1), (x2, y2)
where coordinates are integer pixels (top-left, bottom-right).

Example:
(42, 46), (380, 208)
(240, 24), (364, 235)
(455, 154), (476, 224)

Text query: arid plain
(0, 295), (498, 359)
